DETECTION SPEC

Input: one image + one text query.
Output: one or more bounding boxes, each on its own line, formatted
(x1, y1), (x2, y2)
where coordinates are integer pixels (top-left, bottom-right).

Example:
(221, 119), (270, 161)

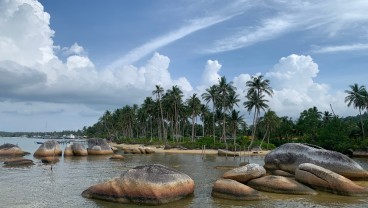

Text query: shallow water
(1, 137), (368, 208)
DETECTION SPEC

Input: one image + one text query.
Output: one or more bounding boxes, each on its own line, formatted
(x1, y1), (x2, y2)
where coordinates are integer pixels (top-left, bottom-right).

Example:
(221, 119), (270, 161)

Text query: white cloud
(206, 17), (293, 53)
(265, 54), (355, 119)
(311, 43), (368, 53)
(106, 1), (255, 68)
(0, 0), (196, 131)
(0, 0), (55, 66)
(62, 43), (85, 56)
(201, 60), (222, 86)
(204, 0), (368, 53)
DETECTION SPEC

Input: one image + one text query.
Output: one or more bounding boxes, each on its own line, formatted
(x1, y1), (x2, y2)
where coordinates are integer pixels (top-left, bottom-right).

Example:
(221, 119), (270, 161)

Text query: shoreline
(111, 143), (270, 156)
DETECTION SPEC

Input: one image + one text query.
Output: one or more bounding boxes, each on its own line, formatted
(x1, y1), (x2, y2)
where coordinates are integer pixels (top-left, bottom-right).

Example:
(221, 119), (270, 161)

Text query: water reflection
(1, 137), (368, 208)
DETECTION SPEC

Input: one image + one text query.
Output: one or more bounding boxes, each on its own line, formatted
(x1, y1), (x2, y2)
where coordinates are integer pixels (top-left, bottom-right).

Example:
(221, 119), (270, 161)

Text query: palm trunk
(191, 112), (195, 142)
(260, 125), (269, 150)
(212, 103), (215, 144)
(233, 122), (237, 146)
(248, 108), (258, 150)
(359, 109), (365, 138)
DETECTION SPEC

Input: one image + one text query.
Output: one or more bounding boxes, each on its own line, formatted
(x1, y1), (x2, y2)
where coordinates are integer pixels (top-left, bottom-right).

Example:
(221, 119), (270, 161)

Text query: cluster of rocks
(1, 143), (34, 167)
(212, 143), (368, 202)
(121, 146), (155, 154)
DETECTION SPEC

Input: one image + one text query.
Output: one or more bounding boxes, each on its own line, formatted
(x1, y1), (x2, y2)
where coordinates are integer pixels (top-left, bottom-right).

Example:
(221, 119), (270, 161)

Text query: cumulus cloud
(201, 60), (222, 86)
(0, 0), (195, 106)
(62, 43), (85, 56)
(265, 54), (354, 119)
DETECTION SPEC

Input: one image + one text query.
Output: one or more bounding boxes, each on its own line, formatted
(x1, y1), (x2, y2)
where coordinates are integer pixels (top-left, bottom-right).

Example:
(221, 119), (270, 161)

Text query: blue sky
(1, 0), (368, 132)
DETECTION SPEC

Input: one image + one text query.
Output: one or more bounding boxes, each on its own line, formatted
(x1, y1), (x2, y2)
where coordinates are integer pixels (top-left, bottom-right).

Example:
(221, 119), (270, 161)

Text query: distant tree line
(83, 80), (368, 153)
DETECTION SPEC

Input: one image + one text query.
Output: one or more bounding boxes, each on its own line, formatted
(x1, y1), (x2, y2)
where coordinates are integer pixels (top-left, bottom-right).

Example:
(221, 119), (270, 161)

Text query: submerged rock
(41, 156), (60, 164)
(247, 175), (317, 195)
(87, 139), (113, 155)
(212, 179), (265, 200)
(3, 158), (34, 166)
(82, 164), (195, 205)
(295, 163), (368, 196)
(222, 163), (266, 183)
(0, 143), (28, 156)
(218, 149), (240, 157)
(34, 140), (62, 157)
(110, 154), (124, 160)
(264, 143), (368, 179)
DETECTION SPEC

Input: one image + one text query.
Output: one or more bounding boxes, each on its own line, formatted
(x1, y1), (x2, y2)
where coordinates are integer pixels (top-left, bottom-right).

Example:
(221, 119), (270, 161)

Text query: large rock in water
(87, 139), (113, 155)
(0, 143), (29, 156)
(3, 158), (34, 166)
(34, 140), (62, 157)
(247, 175), (317, 195)
(72, 143), (88, 156)
(295, 163), (368, 196)
(212, 179), (265, 200)
(82, 164), (195, 205)
(64, 143), (88, 156)
(64, 144), (74, 157)
(222, 163), (266, 183)
(264, 143), (368, 179)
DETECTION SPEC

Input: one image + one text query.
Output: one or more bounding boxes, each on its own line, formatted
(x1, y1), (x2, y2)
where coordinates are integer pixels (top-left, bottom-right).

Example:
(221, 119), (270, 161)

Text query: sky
(1, 0), (368, 132)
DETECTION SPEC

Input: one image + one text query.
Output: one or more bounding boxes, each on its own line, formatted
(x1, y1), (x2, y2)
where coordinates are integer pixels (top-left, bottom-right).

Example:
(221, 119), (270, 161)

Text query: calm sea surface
(1, 137), (368, 208)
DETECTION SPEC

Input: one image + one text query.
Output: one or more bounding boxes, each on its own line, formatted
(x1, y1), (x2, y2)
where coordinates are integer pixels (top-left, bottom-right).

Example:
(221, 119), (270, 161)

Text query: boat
(36, 142), (44, 145)
(217, 149), (240, 157)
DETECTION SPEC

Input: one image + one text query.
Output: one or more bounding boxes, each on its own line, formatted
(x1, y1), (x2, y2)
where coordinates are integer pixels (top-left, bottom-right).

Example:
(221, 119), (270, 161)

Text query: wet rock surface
(82, 164), (195, 205)
(212, 178), (266, 200)
(264, 143), (368, 179)
(295, 163), (368, 196)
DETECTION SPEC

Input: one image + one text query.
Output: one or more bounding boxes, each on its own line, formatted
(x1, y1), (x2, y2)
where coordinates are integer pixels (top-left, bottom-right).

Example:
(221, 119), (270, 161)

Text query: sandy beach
(111, 143), (270, 156)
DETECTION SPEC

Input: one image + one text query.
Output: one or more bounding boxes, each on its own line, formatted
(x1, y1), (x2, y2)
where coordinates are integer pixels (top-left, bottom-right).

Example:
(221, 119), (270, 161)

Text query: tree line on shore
(84, 76), (368, 153)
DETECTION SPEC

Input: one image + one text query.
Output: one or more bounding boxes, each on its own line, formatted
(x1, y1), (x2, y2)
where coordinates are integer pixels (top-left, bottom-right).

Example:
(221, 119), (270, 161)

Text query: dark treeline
(0, 130), (84, 138)
(83, 78), (368, 153)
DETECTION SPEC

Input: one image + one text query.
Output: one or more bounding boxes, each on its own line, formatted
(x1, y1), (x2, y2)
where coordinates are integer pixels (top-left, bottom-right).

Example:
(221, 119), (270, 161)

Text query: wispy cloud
(311, 43), (368, 53)
(107, 0), (253, 69)
(204, 0), (368, 54)
(204, 16), (293, 53)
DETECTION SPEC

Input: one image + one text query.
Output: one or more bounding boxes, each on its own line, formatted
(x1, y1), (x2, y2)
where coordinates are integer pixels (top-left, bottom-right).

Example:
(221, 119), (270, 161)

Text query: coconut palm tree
(245, 75), (273, 150)
(345, 83), (367, 138)
(186, 93), (202, 142)
(216, 76), (236, 142)
(152, 85), (166, 141)
(244, 92), (269, 150)
(228, 109), (244, 145)
(142, 97), (155, 141)
(202, 85), (218, 143)
(259, 109), (280, 149)
(166, 85), (183, 141)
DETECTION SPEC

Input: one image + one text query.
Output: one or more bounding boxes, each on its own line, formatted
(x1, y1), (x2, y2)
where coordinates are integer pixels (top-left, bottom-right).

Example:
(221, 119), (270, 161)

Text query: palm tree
(152, 85), (166, 141)
(186, 93), (202, 142)
(200, 104), (210, 137)
(142, 97), (155, 141)
(216, 76), (236, 142)
(166, 85), (183, 141)
(345, 83), (367, 138)
(244, 75), (273, 150)
(228, 110), (244, 145)
(244, 92), (269, 150)
(202, 85), (218, 143)
(323, 111), (333, 123)
(259, 109), (280, 149)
